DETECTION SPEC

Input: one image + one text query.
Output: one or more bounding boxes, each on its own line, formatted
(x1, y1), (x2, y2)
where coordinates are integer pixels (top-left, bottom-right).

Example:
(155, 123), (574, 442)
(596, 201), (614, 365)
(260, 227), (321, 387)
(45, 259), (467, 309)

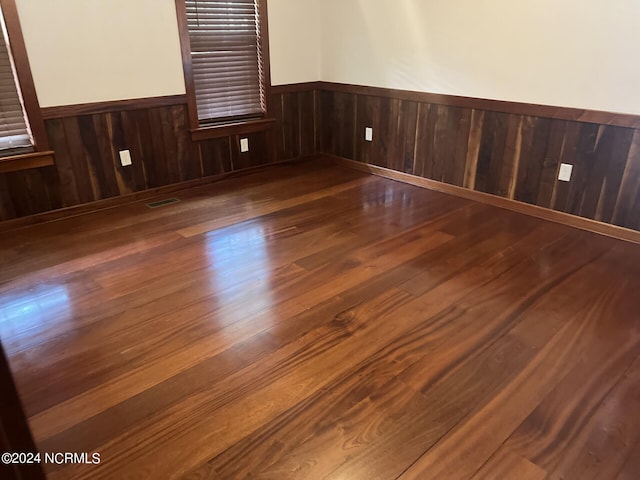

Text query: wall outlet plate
(240, 138), (249, 153)
(119, 150), (132, 167)
(365, 127), (373, 142)
(558, 163), (573, 182)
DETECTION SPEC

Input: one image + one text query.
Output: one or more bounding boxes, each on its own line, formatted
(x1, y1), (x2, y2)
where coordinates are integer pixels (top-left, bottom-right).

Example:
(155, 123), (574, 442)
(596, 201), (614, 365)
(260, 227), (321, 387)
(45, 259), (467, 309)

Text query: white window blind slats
(186, 0), (265, 123)
(0, 9), (32, 152)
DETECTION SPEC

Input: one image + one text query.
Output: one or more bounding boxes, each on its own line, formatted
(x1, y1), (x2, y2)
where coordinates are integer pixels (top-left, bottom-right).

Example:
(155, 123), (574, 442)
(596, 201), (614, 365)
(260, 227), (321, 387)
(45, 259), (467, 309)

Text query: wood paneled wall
(271, 89), (318, 161)
(1, 81), (639, 235)
(0, 91), (317, 222)
(317, 87), (640, 232)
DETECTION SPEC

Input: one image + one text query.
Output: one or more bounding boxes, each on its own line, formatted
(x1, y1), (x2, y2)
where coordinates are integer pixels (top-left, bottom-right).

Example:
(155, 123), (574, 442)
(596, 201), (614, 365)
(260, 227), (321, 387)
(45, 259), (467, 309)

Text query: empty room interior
(1, 0), (640, 479)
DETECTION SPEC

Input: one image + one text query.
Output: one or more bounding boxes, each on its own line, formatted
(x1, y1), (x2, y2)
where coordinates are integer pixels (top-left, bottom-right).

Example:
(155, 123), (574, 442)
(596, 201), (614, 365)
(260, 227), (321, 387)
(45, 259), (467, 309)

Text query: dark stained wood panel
(395, 100), (419, 174)
(613, 131), (640, 231)
(535, 119), (567, 209)
(199, 137), (231, 177)
(1, 160), (639, 479)
(317, 81), (640, 129)
(0, 91), (315, 222)
(2, 81), (639, 237)
(231, 132), (270, 171)
(319, 90), (357, 160)
(514, 116), (551, 205)
(318, 87), (640, 232)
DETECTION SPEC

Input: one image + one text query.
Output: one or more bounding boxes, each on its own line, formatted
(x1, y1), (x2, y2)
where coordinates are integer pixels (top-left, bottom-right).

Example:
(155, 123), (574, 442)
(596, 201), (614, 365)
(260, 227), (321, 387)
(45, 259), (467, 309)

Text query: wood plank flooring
(1, 158), (639, 479)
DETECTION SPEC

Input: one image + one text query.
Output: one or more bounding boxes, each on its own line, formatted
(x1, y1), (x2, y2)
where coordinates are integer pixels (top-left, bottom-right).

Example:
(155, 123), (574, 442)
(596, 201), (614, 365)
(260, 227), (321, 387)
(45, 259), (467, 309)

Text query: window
(176, 0), (272, 138)
(0, 17), (32, 153)
(0, 0), (52, 172)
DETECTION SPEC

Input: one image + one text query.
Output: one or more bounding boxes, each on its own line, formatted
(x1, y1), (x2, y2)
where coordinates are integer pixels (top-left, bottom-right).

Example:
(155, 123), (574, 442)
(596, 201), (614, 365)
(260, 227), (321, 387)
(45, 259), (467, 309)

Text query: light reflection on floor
(202, 222), (277, 326)
(361, 184), (432, 231)
(0, 284), (71, 343)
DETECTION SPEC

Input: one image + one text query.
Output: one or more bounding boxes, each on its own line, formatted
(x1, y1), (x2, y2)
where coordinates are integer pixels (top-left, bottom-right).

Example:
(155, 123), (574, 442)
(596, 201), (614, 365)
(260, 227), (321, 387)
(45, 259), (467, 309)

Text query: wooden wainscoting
(316, 83), (640, 233)
(0, 90), (317, 223)
(2, 80), (640, 238)
(270, 88), (319, 161)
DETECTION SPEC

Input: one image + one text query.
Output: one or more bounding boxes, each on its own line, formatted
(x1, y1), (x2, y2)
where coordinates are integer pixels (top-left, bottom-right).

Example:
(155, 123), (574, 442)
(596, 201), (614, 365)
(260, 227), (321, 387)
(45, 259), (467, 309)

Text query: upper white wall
(268, 0), (320, 85)
(320, 0), (640, 115)
(14, 0), (640, 114)
(15, 0), (321, 107)
(15, 0), (186, 107)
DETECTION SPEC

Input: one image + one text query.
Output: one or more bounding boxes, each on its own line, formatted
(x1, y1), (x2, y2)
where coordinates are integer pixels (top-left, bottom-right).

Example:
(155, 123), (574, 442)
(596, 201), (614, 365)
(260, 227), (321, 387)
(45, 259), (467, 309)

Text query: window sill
(190, 118), (276, 142)
(0, 150), (55, 174)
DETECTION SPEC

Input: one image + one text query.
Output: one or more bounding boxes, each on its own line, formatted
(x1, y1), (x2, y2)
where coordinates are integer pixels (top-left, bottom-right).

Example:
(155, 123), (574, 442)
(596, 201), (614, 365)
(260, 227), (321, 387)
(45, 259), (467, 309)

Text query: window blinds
(186, 0), (265, 123)
(0, 10), (32, 152)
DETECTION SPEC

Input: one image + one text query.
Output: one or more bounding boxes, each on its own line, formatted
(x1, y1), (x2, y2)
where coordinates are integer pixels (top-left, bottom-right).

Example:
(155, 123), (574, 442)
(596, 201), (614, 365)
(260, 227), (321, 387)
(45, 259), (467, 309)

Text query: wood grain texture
(0, 157), (312, 234)
(0, 151), (54, 173)
(317, 82), (640, 129)
(328, 155), (640, 244)
(1, 160), (639, 479)
(0, 91), (315, 222)
(318, 90), (357, 159)
(272, 90), (317, 161)
(3, 80), (640, 239)
(318, 87), (640, 232)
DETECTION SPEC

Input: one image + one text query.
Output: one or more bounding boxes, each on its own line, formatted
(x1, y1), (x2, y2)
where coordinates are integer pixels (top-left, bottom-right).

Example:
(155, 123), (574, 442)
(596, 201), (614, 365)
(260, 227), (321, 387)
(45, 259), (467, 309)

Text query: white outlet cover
(365, 127), (373, 142)
(558, 163), (573, 182)
(119, 150), (132, 167)
(240, 138), (249, 153)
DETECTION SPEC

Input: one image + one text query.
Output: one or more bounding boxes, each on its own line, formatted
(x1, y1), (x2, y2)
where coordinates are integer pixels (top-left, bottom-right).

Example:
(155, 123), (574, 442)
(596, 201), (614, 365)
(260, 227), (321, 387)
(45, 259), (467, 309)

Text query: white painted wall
(13, 0), (640, 114)
(320, 0), (640, 115)
(268, 0), (321, 85)
(14, 0), (321, 107)
(15, 0), (186, 107)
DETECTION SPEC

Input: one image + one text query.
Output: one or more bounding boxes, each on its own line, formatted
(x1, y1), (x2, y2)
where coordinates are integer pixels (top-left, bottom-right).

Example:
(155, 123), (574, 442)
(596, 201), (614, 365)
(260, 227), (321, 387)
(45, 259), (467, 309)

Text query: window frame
(0, 0), (53, 173)
(174, 0), (274, 141)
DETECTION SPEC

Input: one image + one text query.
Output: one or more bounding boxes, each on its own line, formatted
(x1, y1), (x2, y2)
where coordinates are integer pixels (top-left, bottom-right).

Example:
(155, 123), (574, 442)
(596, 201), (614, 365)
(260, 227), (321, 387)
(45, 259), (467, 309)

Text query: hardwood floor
(1, 158), (639, 479)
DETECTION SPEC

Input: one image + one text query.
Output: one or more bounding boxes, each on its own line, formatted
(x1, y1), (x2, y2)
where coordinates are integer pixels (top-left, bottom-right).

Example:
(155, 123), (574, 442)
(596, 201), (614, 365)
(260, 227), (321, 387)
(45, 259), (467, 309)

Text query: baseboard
(327, 154), (640, 245)
(7, 153), (638, 244)
(0, 155), (319, 233)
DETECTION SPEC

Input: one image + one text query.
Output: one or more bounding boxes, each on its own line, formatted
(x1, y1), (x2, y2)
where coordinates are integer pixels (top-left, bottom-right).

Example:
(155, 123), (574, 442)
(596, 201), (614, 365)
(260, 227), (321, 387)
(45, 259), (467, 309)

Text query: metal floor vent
(146, 198), (180, 209)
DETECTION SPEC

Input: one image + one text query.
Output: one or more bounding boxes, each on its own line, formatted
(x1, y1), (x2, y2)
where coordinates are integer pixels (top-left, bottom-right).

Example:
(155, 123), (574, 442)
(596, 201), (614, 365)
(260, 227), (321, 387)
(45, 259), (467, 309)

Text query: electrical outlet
(558, 163), (573, 182)
(240, 138), (249, 153)
(365, 127), (373, 142)
(119, 150), (132, 167)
